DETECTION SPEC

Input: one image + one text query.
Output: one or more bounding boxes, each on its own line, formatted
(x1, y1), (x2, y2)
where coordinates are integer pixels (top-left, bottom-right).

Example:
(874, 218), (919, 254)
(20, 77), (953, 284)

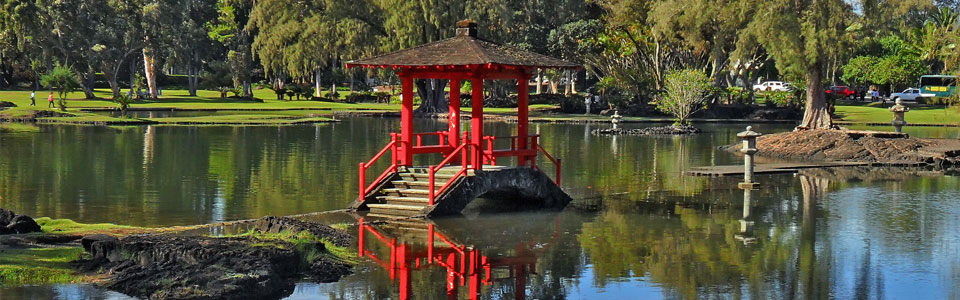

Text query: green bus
(919, 75), (957, 98)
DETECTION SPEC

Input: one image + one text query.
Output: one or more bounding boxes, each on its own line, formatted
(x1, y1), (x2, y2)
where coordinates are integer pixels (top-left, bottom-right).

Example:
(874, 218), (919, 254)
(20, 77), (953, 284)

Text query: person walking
(47, 91), (54, 108)
(29, 91), (36, 106)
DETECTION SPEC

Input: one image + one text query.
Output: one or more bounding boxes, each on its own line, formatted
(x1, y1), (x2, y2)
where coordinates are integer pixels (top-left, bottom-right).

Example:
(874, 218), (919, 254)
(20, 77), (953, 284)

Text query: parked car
(825, 86), (855, 97)
(753, 81), (791, 92)
(890, 88), (935, 102)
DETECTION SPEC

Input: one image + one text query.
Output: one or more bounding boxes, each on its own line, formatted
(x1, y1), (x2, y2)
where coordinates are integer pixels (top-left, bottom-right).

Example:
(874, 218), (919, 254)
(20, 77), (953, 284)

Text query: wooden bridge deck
(355, 165), (570, 218)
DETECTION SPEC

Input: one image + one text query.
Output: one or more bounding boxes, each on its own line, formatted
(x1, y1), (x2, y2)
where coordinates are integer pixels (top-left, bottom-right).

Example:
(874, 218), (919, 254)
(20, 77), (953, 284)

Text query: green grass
(834, 102), (960, 126)
(148, 112), (336, 125)
(0, 123), (40, 132)
(0, 89), (397, 111)
(0, 247), (88, 285)
(219, 228), (357, 263)
(34, 217), (151, 235)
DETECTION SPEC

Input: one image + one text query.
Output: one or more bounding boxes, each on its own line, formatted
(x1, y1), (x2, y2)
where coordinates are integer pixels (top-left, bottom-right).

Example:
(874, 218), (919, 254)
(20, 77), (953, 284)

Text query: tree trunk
(535, 69), (543, 94)
(315, 69), (322, 98)
(82, 68), (96, 99)
(105, 64), (121, 99)
(415, 79), (449, 114)
(129, 60), (137, 90)
(798, 65), (833, 130)
(188, 53), (198, 97)
(143, 49), (158, 99)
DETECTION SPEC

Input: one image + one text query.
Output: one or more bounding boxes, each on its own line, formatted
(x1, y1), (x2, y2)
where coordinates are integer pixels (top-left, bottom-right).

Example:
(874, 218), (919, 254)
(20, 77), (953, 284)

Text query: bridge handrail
(413, 131), (448, 147)
(358, 134), (399, 202)
(482, 134), (540, 152)
(535, 140), (562, 185)
(428, 138), (470, 206)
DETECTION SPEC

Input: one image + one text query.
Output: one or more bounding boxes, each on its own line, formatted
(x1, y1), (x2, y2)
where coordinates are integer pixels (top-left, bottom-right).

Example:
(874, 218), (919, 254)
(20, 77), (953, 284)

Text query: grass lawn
(0, 88), (398, 111)
(0, 247), (89, 285)
(834, 101), (960, 126)
(0, 88), (382, 125)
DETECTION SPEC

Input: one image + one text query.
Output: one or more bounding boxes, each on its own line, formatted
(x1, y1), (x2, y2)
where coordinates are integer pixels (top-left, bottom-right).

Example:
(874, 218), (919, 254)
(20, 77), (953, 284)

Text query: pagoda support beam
(449, 79), (461, 147)
(401, 74), (414, 166)
(471, 76), (484, 171)
(517, 73), (530, 166)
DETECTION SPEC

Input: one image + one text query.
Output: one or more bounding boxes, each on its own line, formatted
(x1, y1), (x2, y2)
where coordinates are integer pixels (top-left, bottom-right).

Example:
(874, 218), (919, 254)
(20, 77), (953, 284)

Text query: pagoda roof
(347, 31), (579, 70)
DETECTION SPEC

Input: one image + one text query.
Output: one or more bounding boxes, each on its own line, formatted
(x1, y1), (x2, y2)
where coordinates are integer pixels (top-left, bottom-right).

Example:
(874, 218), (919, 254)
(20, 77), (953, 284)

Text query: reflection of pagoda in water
(357, 216), (561, 300)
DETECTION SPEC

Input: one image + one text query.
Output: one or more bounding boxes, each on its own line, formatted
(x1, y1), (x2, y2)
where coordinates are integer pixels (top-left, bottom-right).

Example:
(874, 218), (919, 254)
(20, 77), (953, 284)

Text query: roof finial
(456, 19), (477, 38)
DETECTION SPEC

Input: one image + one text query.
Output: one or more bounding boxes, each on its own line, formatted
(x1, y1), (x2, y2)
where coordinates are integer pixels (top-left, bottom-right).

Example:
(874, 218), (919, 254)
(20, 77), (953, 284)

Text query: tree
(841, 55), (881, 86)
(656, 69), (711, 126)
(209, 0), (254, 98)
(744, 0), (852, 130)
(248, 0), (378, 98)
(40, 64), (80, 112)
(201, 60), (234, 98)
(166, 0), (218, 96)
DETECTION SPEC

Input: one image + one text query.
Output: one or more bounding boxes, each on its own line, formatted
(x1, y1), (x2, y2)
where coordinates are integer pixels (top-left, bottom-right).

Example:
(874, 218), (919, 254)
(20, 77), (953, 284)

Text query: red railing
(359, 131), (562, 205)
(534, 140), (562, 185)
(481, 135), (539, 165)
(358, 133), (399, 202)
(413, 131), (449, 147)
(428, 140), (471, 205)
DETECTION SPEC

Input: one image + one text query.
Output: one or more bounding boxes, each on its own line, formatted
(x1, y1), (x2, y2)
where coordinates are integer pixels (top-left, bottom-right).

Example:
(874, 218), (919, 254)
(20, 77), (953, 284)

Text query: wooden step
(368, 207), (422, 217)
(399, 173), (458, 181)
(391, 180), (431, 188)
(382, 188), (430, 197)
(398, 226), (429, 232)
(376, 196), (431, 205)
(364, 213), (409, 220)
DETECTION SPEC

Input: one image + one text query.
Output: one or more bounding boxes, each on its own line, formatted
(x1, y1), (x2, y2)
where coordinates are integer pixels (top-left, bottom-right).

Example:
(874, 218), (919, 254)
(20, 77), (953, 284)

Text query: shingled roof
(346, 21), (579, 69)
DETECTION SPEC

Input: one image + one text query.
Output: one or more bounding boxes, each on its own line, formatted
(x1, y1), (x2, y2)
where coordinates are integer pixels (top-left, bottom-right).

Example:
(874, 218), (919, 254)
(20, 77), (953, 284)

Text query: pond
(1, 119), (958, 299)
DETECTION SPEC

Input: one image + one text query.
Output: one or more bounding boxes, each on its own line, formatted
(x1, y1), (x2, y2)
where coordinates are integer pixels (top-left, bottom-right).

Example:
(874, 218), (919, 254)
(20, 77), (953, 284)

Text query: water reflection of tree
(535, 124), (732, 200)
(576, 174), (838, 299)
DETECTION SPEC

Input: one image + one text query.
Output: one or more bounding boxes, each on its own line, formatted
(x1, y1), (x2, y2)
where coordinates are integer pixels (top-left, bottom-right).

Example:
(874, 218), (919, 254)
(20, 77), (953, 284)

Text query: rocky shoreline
(0, 212), (356, 300)
(724, 129), (960, 166)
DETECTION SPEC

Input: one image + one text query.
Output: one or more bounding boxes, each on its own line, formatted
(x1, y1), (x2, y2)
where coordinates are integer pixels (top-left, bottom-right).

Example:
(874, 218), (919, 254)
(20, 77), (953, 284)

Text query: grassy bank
(0, 218), (153, 285)
(834, 101), (960, 126)
(0, 89), (395, 111)
(0, 247), (90, 285)
(5, 89), (960, 126)
(0, 106), (339, 125)
(221, 228), (357, 264)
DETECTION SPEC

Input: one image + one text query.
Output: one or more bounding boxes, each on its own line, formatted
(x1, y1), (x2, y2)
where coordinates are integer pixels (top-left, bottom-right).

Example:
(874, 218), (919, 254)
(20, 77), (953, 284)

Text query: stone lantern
(610, 110), (622, 130)
(889, 98), (910, 133)
(737, 126), (763, 189)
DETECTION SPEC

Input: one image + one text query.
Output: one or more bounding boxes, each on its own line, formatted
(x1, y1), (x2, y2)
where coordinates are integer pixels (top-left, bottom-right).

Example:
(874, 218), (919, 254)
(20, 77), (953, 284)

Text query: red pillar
(401, 74), (414, 166)
(471, 76), (484, 171)
(449, 79), (461, 147)
(517, 72), (530, 166)
(515, 264), (527, 300)
(398, 244), (411, 300)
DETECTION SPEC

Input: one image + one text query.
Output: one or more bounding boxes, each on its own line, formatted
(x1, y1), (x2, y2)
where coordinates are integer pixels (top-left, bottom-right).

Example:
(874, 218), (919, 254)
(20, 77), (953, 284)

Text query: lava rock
(254, 216), (351, 247)
(0, 209), (44, 234)
(6, 215), (42, 234)
(79, 216), (355, 300)
(88, 234), (301, 300)
(0, 208), (16, 225)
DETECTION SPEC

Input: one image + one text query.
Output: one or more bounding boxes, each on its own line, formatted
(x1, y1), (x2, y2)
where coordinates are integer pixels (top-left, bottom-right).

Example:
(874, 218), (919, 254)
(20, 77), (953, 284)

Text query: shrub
(40, 63), (80, 112)
(656, 69), (712, 126)
(114, 94), (135, 115)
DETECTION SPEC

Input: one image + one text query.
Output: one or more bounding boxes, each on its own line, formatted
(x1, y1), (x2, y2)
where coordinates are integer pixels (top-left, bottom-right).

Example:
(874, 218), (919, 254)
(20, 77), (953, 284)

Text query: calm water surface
(1, 119), (959, 299)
